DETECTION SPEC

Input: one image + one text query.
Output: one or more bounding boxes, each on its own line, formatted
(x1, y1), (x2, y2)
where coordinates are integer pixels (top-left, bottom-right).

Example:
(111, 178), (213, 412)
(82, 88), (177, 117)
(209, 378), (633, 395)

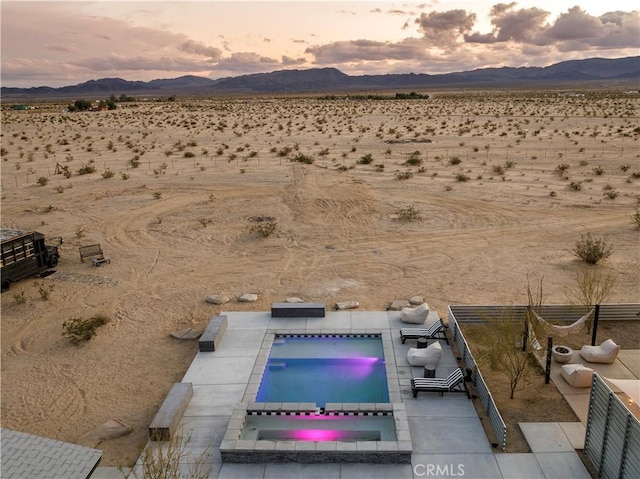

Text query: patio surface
(96, 310), (594, 478)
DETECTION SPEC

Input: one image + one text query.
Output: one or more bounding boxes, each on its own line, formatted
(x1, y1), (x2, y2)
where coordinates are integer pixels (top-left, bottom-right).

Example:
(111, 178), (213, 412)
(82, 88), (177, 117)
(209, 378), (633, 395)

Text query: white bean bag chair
(560, 364), (594, 388)
(401, 302), (429, 324)
(407, 341), (442, 367)
(579, 339), (620, 364)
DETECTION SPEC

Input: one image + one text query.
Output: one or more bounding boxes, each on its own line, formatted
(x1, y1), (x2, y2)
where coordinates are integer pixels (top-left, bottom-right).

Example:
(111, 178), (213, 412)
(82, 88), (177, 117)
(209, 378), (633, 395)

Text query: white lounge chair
(400, 319), (448, 344)
(407, 341), (443, 367)
(579, 338), (620, 364)
(411, 368), (469, 398)
(560, 364), (594, 388)
(400, 302), (429, 324)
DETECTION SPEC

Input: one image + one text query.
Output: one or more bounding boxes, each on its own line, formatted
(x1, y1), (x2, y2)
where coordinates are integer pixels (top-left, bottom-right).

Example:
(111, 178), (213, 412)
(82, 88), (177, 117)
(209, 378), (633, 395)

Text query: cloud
(281, 55), (306, 66)
(415, 9), (477, 48)
(464, 5), (639, 51)
(70, 54), (218, 72)
(178, 40), (222, 61)
(306, 38), (430, 63)
(544, 8), (640, 50)
(210, 52), (280, 73)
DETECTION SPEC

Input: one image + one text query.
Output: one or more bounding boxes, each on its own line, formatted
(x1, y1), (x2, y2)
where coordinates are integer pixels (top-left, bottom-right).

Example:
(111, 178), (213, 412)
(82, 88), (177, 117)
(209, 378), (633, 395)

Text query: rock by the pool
(239, 293), (258, 302)
(285, 297), (304, 303)
(335, 300), (359, 310)
(409, 296), (425, 305)
(206, 294), (230, 305)
(389, 300), (410, 311)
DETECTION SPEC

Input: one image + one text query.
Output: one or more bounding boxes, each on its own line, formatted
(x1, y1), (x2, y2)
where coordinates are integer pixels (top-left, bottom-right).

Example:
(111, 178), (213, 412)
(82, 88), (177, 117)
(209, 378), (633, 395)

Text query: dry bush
(62, 315), (109, 345)
(573, 233), (612, 265)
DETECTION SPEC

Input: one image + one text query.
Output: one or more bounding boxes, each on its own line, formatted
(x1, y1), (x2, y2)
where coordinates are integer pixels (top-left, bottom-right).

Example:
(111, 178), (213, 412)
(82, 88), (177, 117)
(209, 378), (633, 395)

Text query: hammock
(531, 307), (594, 337)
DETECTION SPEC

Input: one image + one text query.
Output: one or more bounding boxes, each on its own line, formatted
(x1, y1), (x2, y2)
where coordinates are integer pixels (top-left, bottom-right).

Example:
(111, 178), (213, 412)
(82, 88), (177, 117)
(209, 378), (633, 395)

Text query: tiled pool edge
(220, 328), (411, 463)
(220, 402), (412, 463)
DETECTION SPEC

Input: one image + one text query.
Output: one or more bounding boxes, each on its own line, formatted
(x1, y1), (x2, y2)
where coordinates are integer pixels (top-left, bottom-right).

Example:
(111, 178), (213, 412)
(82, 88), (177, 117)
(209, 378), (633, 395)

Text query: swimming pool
(255, 334), (389, 407)
(221, 330), (412, 463)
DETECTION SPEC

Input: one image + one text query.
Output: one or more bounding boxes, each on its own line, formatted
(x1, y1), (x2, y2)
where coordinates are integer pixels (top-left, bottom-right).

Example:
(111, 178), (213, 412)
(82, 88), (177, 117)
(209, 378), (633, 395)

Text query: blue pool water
(256, 335), (389, 407)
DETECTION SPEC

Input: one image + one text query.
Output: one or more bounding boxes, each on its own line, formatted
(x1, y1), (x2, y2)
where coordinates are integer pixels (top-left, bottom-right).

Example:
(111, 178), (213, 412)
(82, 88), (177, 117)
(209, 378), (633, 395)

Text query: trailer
(1, 228), (61, 292)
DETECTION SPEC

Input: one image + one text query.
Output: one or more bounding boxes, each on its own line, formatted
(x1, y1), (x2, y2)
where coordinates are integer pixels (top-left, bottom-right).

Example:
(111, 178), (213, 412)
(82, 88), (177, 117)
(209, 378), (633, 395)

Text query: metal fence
(448, 306), (507, 451)
(585, 374), (640, 479)
(449, 304), (640, 324)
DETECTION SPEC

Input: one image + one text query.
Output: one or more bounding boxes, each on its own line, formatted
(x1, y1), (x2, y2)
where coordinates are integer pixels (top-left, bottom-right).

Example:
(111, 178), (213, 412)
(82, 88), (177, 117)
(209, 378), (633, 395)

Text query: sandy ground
(1, 91), (638, 465)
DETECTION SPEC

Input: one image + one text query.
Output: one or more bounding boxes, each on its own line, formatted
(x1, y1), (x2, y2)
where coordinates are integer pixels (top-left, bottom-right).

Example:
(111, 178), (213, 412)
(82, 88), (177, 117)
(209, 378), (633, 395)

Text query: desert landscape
(1, 90), (638, 466)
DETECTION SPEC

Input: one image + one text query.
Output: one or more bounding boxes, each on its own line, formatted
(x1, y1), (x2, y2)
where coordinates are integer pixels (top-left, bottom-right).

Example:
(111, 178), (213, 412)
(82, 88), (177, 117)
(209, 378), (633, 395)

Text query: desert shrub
(593, 166), (605, 175)
(121, 173), (130, 180)
(336, 165), (350, 171)
(153, 163), (168, 175)
(277, 146), (292, 157)
(492, 165), (505, 175)
(152, 192), (162, 200)
(35, 282), (54, 300)
(375, 164), (385, 172)
(183, 151), (195, 158)
(620, 164), (630, 172)
(579, 160), (589, 166)
(555, 163), (570, 175)
(102, 169), (115, 179)
(250, 221), (277, 237)
(549, 191), (557, 197)
(130, 156), (140, 168)
(358, 153), (373, 165)
(62, 315), (109, 345)
(199, 217), (213, 227)
(291, 153), (314, 164)
(633, 208), (640, 229)
(505, 160), (516, 168)
(37, 176), (49, 186)
(77, 164), (96, 175)
(603, 189), (619, 199)
(568, 181), (583, 191)
(448, 156), (461, 165)
(396, 205), (420, 221)
(131, 428), (211, 479)
(573, 233), (612, 264)
(455, 173), (470, 182)
(405, 152), (422, 166)
(13, 291), (26, 304)
(395, 171), (413, 180)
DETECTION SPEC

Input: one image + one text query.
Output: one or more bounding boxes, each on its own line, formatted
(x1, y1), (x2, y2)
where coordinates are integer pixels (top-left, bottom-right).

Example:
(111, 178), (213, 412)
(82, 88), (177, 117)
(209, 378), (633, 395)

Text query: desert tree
(563, 267), (616, 333)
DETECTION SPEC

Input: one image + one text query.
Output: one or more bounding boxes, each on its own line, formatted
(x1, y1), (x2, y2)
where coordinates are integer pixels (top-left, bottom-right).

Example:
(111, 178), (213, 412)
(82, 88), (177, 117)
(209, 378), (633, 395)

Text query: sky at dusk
(1, 1), (638, 88)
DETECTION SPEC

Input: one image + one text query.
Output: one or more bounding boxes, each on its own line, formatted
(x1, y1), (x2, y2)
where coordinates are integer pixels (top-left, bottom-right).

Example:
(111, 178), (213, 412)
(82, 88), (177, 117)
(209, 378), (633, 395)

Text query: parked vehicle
(0, 228), (62, 292)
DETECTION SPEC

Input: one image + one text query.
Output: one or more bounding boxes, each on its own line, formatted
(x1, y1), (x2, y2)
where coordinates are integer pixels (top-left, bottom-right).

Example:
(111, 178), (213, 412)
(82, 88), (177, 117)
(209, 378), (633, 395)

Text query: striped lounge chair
(411, 368), (470, 398)
(400, 319), (448, 344)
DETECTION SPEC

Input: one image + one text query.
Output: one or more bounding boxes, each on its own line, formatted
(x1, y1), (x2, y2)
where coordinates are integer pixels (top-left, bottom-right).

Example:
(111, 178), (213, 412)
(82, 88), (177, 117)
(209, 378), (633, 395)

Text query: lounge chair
(560, 364), (594, 388)
(400, 319), (448, 344)
(411, 368), (470, 398)
(400, 302), (429, 324)
(579, 338), (620, 364)
(407, 341), (442, 367)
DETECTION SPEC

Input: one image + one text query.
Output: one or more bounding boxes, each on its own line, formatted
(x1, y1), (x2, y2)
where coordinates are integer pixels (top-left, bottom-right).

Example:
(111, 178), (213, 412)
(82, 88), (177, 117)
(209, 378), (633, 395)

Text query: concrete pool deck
(111, 310), (592, 478)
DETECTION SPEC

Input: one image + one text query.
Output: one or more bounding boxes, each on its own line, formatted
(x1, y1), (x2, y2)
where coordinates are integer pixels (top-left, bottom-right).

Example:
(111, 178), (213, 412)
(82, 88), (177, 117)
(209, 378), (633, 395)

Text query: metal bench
(148, 382), (193, 441)
(271, 302), (326, 318)
(198, 315), (228, 352)
(79, 244), (110, 266)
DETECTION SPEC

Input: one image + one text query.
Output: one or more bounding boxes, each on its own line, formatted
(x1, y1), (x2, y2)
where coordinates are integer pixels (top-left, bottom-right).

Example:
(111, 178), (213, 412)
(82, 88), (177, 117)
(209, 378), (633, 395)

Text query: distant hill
(2, 56), (638, 99)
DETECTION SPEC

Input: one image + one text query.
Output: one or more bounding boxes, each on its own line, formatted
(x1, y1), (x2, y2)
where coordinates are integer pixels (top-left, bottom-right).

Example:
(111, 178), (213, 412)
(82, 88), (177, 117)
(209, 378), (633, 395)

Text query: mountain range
(2, 56), (638, 99)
